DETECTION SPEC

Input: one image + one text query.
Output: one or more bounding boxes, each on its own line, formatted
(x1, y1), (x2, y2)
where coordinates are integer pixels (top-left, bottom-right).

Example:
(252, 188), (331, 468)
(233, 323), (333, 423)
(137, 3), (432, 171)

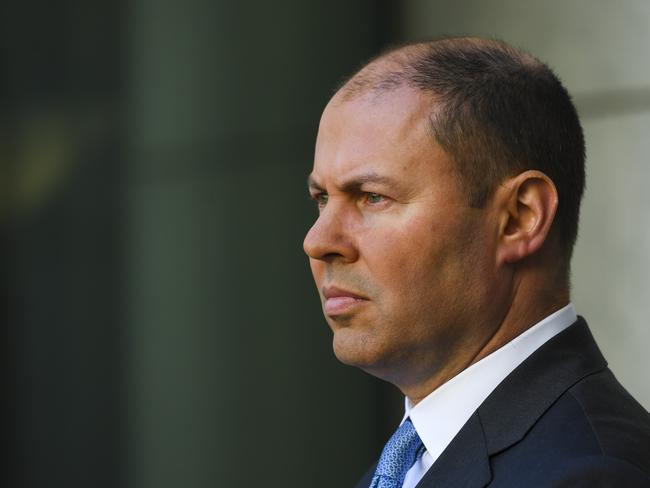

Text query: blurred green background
(4, 1), (650, 487)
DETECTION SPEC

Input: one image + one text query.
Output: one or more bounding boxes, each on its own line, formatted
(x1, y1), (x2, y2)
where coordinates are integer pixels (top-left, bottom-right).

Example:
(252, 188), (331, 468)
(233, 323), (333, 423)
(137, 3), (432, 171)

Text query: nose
(303, 205), (358, 263)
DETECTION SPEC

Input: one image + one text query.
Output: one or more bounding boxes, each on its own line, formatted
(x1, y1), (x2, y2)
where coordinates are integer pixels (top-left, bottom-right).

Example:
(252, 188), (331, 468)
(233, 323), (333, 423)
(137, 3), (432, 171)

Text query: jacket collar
(479, 317), (607, 455)
(415, 317), (608, 487)
(415, 411), (491, 487)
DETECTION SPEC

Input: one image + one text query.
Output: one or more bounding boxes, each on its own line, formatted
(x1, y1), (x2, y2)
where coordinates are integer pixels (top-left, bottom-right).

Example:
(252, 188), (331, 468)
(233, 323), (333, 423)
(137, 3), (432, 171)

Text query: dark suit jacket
(355, 318), (650, 487)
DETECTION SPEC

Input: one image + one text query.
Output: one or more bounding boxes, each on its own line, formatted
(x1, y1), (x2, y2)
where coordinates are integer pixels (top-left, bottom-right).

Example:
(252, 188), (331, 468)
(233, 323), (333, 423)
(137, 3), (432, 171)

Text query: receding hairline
(336, 37), (541, 102)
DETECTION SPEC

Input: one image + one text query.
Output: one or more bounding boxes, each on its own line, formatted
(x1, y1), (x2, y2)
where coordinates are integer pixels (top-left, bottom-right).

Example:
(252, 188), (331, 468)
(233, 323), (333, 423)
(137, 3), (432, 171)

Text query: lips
(322, 286), (368, 315)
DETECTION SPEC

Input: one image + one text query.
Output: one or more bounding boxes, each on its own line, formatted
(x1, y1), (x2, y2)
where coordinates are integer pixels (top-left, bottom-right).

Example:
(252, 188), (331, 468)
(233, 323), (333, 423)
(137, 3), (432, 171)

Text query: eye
(312, 192), (329, 208)
(365, 192), (385, 204)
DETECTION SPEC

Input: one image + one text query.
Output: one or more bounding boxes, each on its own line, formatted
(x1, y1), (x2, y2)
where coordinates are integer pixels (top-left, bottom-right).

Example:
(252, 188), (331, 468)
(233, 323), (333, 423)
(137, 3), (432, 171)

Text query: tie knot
(371, 418), (423, 487)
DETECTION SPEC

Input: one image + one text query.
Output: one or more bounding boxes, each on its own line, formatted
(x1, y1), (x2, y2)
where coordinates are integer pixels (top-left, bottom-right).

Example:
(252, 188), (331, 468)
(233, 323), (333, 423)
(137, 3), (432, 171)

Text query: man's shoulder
(489, 367), (650, 486)
(567, 368), (650, 472)
(508, 454), (650, 487)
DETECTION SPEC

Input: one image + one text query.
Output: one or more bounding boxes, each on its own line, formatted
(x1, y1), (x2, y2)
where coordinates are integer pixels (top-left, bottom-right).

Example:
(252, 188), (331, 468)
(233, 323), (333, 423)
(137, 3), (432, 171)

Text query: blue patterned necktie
(370, 418), (423, 488)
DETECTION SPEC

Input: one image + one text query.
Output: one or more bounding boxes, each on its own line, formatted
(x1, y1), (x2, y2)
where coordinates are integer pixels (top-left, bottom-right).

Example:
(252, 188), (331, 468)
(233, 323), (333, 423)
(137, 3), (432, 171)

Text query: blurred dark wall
(3, 1), (126, 487)
(4, 2), (403, 487)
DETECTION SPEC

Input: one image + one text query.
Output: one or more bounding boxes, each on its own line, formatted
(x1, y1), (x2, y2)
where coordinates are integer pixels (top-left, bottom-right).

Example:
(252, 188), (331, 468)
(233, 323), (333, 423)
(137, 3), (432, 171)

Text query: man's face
(304, 87), (500, 389)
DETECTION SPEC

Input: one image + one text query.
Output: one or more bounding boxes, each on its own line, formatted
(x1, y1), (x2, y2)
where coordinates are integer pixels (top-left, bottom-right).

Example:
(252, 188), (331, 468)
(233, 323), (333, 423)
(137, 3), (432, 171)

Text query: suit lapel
(478, 317), (607, 456)
(415, 317), (607, 487)
(415, 412), (491, 487)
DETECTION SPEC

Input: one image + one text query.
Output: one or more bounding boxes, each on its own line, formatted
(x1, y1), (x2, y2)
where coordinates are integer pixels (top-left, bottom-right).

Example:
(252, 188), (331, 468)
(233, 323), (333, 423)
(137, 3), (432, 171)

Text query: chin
(331, 328), (392, 372)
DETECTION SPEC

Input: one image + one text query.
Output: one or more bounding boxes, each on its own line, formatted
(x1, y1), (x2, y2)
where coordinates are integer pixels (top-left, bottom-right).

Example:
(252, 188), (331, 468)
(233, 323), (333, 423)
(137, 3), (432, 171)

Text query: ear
(496, 170), (559, 265)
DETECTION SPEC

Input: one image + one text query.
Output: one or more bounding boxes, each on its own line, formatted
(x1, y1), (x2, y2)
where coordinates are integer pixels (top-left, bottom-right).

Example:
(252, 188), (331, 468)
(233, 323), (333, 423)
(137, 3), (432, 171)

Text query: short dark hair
(341, 37), (586, 265)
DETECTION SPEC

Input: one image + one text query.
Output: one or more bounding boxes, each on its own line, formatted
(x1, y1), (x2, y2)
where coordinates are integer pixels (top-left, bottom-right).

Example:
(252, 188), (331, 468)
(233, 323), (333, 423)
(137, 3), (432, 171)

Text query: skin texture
(304, 85), (568, 404)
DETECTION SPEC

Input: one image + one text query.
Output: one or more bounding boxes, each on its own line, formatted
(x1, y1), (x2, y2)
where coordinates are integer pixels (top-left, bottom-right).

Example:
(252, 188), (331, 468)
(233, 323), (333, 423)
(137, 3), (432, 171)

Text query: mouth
(321, 286), (369, 316)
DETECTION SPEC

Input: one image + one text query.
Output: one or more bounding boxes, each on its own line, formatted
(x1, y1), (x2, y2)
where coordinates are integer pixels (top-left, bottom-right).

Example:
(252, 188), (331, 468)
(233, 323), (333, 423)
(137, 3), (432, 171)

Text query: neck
(404, 267), (569, 405)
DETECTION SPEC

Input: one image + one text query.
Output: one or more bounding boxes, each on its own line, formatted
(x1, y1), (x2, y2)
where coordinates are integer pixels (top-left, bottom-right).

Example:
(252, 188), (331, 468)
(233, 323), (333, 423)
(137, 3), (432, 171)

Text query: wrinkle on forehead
(328, 84), (434, 130)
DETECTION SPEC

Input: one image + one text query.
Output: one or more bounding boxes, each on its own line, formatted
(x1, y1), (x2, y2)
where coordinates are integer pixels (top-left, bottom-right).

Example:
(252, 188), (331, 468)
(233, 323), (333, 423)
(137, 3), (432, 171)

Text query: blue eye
(366, 193), (384, 204)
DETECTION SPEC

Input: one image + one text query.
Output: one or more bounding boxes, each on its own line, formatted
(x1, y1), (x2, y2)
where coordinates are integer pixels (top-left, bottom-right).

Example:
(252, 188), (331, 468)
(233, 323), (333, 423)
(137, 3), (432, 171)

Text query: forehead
(311, 87), (452, 187)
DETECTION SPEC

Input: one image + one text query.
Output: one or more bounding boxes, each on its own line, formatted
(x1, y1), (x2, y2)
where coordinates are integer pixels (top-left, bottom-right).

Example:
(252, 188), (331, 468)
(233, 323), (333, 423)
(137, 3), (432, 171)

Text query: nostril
(321, 251), (345, 263)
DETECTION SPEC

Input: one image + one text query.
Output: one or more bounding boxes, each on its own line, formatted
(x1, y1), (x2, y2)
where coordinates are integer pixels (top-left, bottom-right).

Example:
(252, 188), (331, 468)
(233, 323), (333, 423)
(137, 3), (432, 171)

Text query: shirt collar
(402, 303), (577, 464)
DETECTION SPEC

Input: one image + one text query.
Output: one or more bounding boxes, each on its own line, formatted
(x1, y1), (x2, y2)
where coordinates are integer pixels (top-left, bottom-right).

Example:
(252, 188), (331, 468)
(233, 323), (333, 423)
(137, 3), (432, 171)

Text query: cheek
(362, 223), (439, 289)
(363, 213), (476, 300)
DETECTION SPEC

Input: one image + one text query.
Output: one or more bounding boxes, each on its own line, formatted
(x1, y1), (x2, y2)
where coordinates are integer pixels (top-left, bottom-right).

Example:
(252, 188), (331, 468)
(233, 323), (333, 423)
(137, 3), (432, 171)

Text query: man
(303, 37), (650, 487)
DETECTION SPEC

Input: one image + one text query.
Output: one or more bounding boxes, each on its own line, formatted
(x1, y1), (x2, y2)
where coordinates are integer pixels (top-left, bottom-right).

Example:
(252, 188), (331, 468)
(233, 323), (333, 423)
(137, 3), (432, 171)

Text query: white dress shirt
(400, 303), (578, 488)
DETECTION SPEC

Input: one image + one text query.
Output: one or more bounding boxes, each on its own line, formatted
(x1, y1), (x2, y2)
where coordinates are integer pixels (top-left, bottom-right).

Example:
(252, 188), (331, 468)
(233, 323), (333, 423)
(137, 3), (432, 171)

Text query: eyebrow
(307, 172), (401, 192)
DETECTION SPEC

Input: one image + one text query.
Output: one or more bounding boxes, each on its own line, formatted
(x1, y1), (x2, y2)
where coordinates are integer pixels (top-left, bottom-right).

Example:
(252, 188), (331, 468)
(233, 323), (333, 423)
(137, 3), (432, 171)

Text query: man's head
(342, 38), (585, 266)
(303, 37), (585, 400)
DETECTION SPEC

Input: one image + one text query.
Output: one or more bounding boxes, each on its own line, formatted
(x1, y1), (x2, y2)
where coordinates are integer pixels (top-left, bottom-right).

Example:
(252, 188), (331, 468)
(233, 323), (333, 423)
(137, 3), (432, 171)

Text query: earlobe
(497, 171), (558, 265)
